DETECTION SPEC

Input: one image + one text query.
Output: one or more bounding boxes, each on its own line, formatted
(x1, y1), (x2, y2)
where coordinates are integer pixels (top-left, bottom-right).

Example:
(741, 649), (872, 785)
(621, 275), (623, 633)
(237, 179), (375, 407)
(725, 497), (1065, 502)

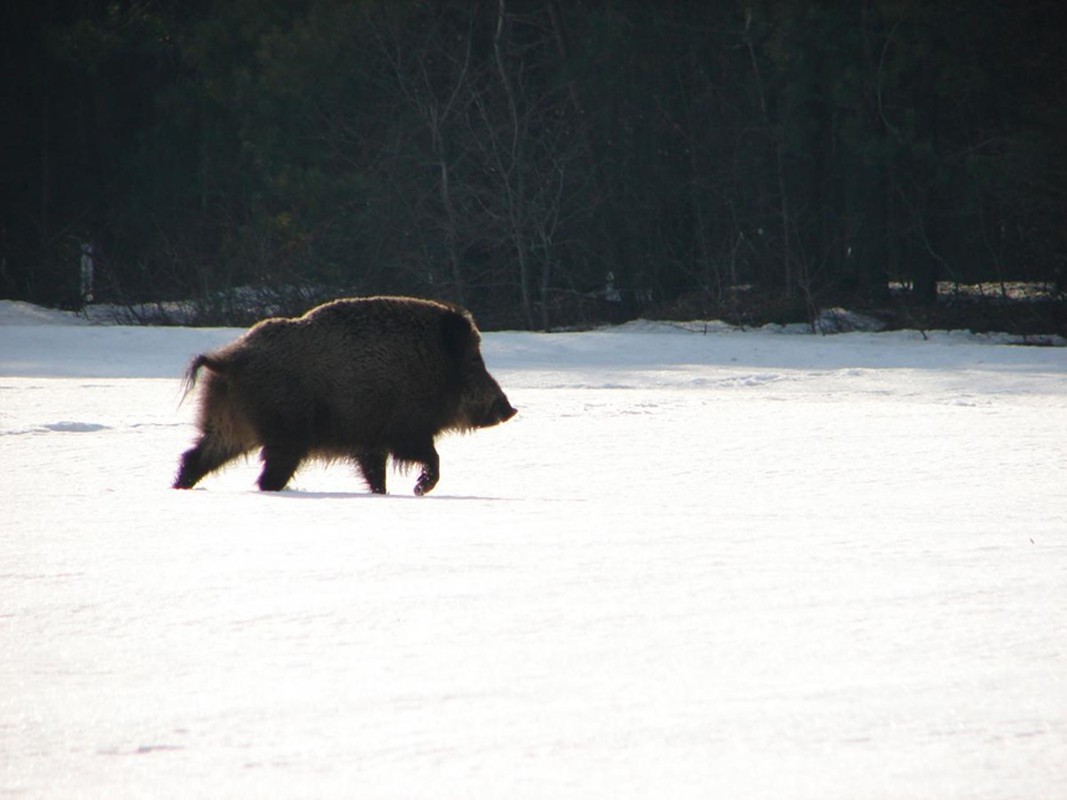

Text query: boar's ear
(440, 310), (475, 359)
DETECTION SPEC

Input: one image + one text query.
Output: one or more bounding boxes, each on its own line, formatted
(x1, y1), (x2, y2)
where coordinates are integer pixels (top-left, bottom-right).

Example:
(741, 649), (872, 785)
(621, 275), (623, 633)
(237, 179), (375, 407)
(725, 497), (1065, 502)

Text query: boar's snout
(468, 386), (516, 428)
(488, 395), (517, 426)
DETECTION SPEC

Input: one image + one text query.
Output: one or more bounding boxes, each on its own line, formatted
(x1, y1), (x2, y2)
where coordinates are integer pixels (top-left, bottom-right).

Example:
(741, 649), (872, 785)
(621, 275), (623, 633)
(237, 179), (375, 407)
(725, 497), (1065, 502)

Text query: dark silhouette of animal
(173, 296), (516, 495)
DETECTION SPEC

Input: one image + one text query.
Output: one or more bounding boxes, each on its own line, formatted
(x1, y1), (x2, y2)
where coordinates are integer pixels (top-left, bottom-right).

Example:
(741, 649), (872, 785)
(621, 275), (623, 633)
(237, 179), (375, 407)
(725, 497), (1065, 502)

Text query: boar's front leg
(354, 451), (388, 495)
(414, 454), (439, 496)
(393, 438), (440, 496)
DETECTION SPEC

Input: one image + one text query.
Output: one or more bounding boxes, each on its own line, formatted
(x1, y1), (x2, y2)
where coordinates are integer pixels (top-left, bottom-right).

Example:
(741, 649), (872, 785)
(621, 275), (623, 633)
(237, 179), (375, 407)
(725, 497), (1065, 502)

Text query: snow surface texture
(2, 300), (1065, 799)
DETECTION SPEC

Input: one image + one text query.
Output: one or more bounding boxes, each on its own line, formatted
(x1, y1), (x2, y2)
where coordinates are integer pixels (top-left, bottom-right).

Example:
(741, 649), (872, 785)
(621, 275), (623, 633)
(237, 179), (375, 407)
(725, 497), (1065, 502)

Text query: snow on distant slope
(0, 299), (91, 326)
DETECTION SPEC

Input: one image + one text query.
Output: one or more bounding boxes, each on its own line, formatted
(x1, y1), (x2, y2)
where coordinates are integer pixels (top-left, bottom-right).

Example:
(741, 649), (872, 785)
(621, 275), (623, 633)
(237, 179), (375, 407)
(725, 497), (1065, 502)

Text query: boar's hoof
(414, 468), (439, 496)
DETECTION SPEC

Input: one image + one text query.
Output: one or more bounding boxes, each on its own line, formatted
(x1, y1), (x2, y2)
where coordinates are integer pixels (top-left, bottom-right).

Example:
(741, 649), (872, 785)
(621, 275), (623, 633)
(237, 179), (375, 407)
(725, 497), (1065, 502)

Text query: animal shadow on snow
(262, 488), (512, 503)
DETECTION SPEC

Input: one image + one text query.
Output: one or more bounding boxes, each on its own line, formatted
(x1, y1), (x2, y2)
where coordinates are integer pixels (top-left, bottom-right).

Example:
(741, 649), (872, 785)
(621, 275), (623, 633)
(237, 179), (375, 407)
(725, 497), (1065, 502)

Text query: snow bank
(0, 299), (91, 326)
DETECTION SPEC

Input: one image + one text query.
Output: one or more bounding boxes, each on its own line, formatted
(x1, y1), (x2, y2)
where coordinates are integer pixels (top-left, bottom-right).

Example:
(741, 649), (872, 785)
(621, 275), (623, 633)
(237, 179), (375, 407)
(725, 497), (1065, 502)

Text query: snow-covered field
(2, 299), (1065, 799)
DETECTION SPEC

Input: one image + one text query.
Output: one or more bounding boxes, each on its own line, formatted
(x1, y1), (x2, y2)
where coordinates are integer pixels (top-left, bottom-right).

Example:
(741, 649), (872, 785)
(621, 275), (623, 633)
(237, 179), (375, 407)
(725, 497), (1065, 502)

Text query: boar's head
(442, 310), (517, 431)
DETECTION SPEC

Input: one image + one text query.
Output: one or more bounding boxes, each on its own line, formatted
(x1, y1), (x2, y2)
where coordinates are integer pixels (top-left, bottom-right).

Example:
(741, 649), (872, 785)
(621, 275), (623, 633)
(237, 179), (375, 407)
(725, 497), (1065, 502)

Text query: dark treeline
(3, 1), (1065, 330)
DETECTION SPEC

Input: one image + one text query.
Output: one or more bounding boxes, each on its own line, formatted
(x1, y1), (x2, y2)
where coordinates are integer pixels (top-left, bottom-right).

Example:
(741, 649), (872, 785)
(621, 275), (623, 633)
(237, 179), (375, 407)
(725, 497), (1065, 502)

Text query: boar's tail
(179, 353), (230, 402)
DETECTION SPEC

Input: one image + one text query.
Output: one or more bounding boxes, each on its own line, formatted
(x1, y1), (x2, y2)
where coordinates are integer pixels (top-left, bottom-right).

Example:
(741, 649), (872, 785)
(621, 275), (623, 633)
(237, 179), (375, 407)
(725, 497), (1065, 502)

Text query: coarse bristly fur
(173, 296), (516, 495)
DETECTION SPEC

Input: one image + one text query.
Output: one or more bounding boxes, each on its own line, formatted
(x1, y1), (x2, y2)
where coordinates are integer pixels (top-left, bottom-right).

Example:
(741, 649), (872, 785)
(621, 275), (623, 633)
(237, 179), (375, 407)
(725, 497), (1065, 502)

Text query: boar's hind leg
(354, 451), (388, 495)
(174, 435), (249, 489)
(257, 442), (307, 491)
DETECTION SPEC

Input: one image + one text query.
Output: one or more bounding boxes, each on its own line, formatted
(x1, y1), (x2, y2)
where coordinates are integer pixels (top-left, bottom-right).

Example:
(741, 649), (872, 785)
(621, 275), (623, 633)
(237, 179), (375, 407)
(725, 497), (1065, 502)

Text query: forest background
(2, 0), (1065, 332)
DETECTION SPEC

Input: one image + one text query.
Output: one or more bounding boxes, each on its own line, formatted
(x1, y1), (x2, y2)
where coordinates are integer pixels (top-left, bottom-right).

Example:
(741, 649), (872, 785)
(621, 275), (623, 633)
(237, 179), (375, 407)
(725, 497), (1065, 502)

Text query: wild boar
(173, 296), (516, 495)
